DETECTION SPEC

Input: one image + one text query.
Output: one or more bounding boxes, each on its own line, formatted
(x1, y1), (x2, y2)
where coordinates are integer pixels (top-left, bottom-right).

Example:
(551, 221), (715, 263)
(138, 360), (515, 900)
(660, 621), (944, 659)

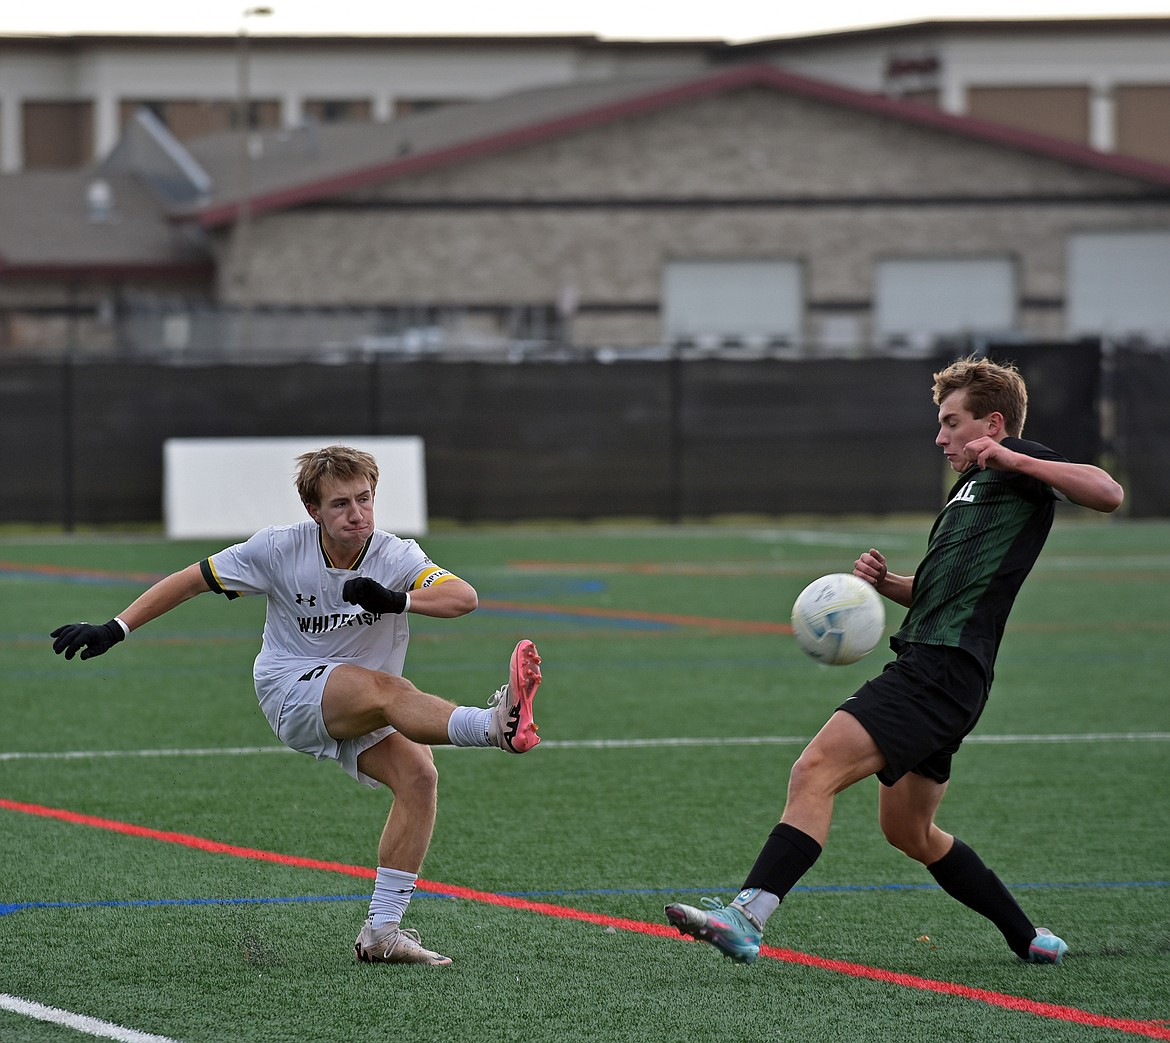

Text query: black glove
(51, 619), (126, 661)
(341, 577), (408, 614)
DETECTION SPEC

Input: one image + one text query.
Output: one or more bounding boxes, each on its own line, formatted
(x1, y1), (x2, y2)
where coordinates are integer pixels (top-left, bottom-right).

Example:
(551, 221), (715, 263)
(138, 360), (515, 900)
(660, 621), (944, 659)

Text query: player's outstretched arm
(962, 437), (1124, 513)
(1030, 458), (1124, 513)
(51, 563), (212, 661)
(854, 548), (914, 608)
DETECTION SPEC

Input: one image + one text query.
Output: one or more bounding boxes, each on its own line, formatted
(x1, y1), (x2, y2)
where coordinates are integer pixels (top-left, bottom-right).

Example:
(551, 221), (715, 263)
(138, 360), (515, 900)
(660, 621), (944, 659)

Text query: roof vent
(86, 179), (116, 223)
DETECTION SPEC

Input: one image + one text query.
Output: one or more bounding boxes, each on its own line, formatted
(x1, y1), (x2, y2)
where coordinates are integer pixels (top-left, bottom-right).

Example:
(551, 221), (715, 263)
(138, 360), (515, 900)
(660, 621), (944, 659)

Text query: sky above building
(2, 0), (1167, 41)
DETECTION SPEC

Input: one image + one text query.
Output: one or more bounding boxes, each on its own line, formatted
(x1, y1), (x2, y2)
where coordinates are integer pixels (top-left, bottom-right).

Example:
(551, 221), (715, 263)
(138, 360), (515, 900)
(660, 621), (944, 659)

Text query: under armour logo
(295, 593), (317, 606)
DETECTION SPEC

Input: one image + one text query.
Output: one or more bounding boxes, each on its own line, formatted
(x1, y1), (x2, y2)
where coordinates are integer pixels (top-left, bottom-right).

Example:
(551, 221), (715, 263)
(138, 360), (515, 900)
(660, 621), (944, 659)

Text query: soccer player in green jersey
(666, 356), (1124, 966)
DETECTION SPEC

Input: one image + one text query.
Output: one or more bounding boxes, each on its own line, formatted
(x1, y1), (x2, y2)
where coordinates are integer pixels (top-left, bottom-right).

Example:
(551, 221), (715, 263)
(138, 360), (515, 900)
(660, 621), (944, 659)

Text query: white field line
(537, 732), (1170, 748)
(0, 993), (179, 1043)
(1, 733), (1168, 762)
(0, 746), (296, 762)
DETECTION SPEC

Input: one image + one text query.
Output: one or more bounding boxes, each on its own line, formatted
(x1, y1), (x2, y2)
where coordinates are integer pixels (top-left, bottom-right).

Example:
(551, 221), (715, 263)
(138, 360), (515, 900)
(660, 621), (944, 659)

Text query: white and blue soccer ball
(791, 573), (885, 666)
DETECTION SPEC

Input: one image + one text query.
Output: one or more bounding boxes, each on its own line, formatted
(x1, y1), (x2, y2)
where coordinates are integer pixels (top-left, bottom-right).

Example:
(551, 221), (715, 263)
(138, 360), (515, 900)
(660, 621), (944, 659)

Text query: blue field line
(3, 879), (1166, 918)
(495, 880), (1170, 898)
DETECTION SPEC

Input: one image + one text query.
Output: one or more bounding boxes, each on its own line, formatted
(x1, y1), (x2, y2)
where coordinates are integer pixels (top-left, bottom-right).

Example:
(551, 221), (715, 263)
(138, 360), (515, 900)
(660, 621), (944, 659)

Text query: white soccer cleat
(488, 639), (542, 753)
(354, 920), (452, 966)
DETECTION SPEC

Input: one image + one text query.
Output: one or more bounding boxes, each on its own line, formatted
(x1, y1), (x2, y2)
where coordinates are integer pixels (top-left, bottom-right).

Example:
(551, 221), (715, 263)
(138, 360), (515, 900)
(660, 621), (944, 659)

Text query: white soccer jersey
(200, 520), (454, 681)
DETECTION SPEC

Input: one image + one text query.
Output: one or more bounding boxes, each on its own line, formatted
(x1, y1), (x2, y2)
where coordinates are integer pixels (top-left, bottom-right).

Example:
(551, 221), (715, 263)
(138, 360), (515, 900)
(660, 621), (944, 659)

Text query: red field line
(0, 561), (167, 584)
(3, 797), (1168, 1040)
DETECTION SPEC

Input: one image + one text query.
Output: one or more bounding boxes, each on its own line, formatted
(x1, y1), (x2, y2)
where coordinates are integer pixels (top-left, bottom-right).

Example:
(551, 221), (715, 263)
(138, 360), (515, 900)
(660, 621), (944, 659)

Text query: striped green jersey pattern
(893, 438), (1063, 676)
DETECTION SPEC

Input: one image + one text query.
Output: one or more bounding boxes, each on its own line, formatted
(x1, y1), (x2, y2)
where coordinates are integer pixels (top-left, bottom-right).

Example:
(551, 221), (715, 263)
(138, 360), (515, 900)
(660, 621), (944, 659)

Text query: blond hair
(933, 356), (1029, 438)
(294, 445), (379, 506)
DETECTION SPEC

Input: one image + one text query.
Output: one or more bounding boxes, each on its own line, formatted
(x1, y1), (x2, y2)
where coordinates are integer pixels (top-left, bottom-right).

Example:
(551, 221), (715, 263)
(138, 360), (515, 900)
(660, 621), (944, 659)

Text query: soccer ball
(790, 573), (885, 666)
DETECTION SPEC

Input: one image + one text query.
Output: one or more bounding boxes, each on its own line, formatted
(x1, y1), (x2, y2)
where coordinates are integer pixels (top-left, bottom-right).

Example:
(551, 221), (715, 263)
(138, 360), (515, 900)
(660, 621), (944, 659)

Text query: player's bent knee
(881, 824), (931, 862)
(374, 671), (420, 695)
(389, 751), (439, 803)
(323, 665), (423, 735)
(406, 753), (439, 791)
(788, 747), (836, 795)
(370, 671), (421, 709)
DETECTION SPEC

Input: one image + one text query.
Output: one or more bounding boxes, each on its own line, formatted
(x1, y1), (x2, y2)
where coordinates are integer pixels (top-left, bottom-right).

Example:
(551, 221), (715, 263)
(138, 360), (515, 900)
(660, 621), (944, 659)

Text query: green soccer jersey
(893, 437), (1065, 677)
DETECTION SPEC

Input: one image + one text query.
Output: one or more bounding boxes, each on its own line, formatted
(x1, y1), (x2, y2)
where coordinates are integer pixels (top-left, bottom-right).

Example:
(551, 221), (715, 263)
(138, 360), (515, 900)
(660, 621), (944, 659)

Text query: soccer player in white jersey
(51, 444), (542, 967)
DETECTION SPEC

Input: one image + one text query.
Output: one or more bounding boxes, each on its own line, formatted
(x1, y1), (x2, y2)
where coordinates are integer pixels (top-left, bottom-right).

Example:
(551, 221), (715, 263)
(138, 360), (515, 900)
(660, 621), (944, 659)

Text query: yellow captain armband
(413, 567), (457, 590)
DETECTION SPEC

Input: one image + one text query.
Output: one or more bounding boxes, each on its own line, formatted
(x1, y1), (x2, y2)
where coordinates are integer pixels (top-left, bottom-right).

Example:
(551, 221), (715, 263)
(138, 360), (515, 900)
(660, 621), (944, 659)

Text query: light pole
(234, 4), (273, 352)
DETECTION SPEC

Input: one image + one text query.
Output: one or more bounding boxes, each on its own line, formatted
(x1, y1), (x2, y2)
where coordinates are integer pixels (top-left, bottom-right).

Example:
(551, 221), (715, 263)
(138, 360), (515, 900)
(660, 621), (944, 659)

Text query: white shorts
(254, 659), (395, 789)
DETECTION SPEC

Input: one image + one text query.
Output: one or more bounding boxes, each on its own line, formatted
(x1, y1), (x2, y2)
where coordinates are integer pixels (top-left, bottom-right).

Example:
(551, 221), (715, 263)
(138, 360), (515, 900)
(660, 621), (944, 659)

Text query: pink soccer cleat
(488, 639), (542, 753)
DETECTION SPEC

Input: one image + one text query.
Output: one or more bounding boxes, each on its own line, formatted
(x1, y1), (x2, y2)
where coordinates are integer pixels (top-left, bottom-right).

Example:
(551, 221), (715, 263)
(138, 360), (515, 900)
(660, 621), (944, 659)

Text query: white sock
(733, 887), (780, 929)
(368, 867), (417, 929)
(447, 706), (493, 747)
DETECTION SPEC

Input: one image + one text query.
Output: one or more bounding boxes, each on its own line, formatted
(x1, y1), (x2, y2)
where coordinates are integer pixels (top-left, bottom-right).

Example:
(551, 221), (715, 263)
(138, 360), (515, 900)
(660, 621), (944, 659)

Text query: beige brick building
(196, 66), (1170, 353)
(3, 62), (1169, 356)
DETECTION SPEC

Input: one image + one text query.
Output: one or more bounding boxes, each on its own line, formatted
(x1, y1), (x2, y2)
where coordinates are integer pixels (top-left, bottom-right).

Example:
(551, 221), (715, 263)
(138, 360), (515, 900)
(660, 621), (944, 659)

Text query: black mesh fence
(2, 345), (1162, 526)
(1113, 348), (1170, 518)
(984, 341), (1102, 464)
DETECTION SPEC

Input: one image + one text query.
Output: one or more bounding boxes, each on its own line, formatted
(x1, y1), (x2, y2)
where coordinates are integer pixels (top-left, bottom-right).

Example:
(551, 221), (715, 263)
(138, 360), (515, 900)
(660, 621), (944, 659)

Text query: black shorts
(837, 640), (990, 787)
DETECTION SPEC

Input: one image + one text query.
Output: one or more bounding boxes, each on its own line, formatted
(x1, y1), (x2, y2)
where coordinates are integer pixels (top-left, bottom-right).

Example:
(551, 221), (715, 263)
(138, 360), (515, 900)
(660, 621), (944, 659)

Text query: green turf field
(1, 519), (1168, 1043)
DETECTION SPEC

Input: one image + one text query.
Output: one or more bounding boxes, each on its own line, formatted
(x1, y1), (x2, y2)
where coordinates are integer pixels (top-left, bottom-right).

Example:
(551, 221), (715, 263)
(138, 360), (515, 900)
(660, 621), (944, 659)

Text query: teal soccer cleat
(665, 897), (762, 964)
(1026, 928), (1068, 964)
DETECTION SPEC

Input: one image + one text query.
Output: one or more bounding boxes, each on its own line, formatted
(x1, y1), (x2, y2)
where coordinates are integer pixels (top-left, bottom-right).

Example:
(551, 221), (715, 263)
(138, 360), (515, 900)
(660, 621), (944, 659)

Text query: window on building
(393, 98), (468, 117)
(236, 99), (281, 131)
(120, 100), (238, 141)
(965, 86), (1090, 146)
(119, 99), (282, 141)
(1066, 231), (1170, 343)
(874, 257), (1016, 350)
(661, 259), (803, 347)
(1115, 85), (1170, 167)
(303, 99), (373, 124)
(22, 100), (94, 169)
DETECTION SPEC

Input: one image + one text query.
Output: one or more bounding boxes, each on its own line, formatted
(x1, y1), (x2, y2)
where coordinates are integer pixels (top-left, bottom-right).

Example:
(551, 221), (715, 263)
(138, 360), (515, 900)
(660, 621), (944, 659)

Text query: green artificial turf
(1, 519), (1167, 1042)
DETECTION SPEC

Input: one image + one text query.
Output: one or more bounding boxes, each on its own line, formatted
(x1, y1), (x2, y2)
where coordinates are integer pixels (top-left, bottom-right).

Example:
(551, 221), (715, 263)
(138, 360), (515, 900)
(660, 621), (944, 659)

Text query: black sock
(740, 823), (823, 899)
(927, 838), (1035, 958)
